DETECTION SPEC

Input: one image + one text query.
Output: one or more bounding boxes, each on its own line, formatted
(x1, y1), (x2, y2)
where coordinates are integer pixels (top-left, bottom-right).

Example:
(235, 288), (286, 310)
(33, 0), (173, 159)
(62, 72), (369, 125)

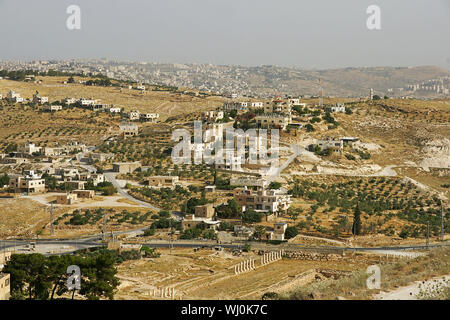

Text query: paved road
(2, 237), (448, 254)
(104, 172), (161, 211)
(266, 143), (301, 182)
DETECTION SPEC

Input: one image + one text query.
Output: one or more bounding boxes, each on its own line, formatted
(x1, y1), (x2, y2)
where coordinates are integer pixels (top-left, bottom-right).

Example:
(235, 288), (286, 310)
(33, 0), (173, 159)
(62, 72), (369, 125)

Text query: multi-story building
(0, 251), (11, 269)
(214, 149), (245, 171)
(181, 214), (220, 232)
(255, 114), (292, 130)
(250, 102), (264, 108)
(223, 102), (248, 112)
(264, 99), (292, 114)
(127, 110), (140, 121)
(32, 91), (48, 105)
(233, 186), (291, 214)
(140, 113), (159, 123)
(0, 273), (10, 300)
(194, 203), (215, 219)
(64, 97), (77, 105)
(18, 143), (42, 155)
(273, 222), (288, 241)
(7, 90), (24, 103)
(119, 123), (139, 139)
(202, 110), (224, 122)
(107, 107), (122, 113)
(79, 98), (97, 106)
(9, 176), (45, 193)
(330, 103), (346, 113)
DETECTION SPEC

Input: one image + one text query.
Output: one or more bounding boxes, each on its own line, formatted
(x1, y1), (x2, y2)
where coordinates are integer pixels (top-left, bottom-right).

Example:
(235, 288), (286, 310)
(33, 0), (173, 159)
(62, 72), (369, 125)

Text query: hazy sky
(0, 0), (449, 69)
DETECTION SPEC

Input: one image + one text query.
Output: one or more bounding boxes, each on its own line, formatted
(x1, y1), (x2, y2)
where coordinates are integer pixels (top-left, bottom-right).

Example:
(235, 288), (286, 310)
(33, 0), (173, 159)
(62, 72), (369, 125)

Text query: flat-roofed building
(90, 174), (104, 186)
(79, 98), (97, 106)
(32, 91), (48, 105)
(230, 176), (268, 189)
(73, 189), (95, 199)
(223, 102), (248, 112)
(0, 273), (10, 300)
(119, 123), (138, 139)
(7, 90), (24, 103)
(145, 176), (179, 187)
(18, 143), (42, 155)
(181, 214), (220, 232)
(62, 181), (86, 190)
(107, 107), (121, 113)
(316, 138), (344, 151)
(203, 110), (224, 122)
(255, 114), (292, 130)
(330, 103), (346, 113)
(56, 193), (77, 205)
(251, 102), (264, 108)
(264, 100), (292, 115)
(127, 110), (140, 121)
(9, 176), (45, 193)
(44, 147), (65, 157)
(64, 97), (77, 105)
(273, 222), (288, 241)
(341, 137), (360, 147)
(1, 157), (29, 165)
(233, 186), (291, 215)
(43, 105), (63, 112)
(88, 152), (114, 163)
(140, 113), (159, 123)
(0, 251), (11, 269)
(194, 203), (215, 219)
(112, 161), (141, 174)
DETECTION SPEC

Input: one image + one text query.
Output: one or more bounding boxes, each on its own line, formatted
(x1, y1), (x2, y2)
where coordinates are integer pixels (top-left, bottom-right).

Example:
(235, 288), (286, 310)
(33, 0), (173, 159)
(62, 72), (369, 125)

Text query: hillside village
(0, 71), (449, 301)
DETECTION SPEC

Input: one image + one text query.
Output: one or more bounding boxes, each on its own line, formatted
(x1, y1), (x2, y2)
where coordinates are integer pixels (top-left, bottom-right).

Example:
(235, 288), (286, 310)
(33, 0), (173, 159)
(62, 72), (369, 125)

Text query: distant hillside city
(0, 59), (449, 99)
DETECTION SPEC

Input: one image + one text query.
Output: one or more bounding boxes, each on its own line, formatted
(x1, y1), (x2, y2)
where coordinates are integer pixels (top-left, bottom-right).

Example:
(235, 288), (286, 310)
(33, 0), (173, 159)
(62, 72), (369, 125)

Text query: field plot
(115, 247), (367, 300)
(0, 198), (62, 238)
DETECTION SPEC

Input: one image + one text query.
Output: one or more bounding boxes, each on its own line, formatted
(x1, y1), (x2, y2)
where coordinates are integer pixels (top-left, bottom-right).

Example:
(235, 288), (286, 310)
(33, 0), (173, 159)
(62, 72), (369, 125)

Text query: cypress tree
(352, 203), (362, 235)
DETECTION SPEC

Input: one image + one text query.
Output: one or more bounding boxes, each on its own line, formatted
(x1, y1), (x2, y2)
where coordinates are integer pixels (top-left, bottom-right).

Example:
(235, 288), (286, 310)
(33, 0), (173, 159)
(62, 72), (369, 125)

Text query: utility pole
(426, 219), (430, 249)
(49, 203), (54, 236)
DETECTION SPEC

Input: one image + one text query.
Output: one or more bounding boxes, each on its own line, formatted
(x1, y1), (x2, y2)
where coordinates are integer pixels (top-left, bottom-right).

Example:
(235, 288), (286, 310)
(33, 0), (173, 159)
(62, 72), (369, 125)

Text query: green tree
(285, 226), (298, 239)
(352, 203), (362, 236)
(0, 173), (10, 187)
(253, 225), (266, 240)
(268, 182), (281, 189)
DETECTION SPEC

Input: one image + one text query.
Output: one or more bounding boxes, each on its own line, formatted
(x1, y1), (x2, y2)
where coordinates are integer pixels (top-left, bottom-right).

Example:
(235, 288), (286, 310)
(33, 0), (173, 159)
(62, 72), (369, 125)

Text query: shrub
(285, 226), (299, 239)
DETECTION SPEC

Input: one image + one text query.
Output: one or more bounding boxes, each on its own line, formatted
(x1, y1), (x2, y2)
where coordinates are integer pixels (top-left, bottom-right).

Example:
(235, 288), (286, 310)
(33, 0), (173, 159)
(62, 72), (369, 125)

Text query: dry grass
(0, 77), (225, 120)
(284, 247), (450, 300)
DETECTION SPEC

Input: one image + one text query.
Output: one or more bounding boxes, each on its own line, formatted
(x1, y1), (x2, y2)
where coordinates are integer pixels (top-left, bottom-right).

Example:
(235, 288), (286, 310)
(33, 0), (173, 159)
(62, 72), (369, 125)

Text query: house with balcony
(233, 186), (291, 215)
